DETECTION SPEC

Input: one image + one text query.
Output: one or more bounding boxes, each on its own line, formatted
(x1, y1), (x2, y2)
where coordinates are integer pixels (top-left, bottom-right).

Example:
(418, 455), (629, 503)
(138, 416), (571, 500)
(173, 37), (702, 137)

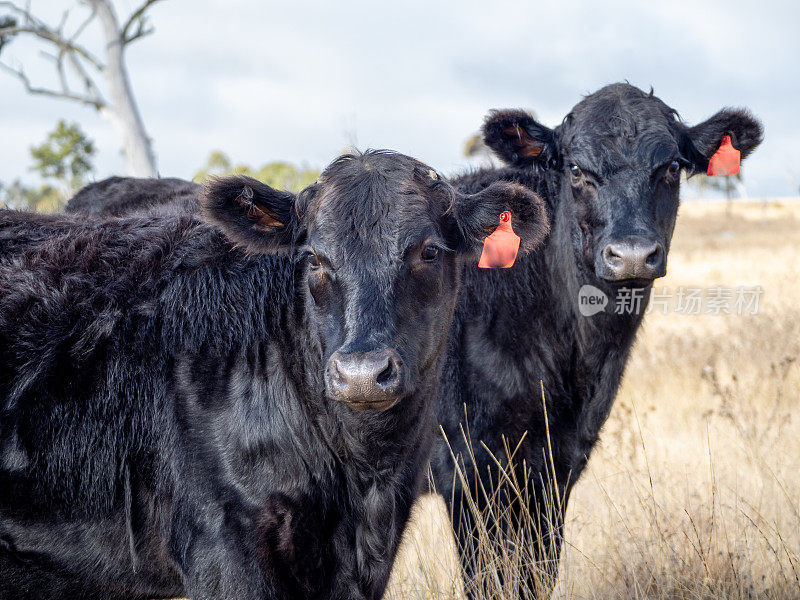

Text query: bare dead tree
(0, 1), (162, 177)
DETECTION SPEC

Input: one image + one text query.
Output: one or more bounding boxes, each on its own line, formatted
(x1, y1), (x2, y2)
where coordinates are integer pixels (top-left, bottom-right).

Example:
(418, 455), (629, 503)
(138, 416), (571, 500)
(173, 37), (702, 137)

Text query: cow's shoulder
(0, 211), (294, 399)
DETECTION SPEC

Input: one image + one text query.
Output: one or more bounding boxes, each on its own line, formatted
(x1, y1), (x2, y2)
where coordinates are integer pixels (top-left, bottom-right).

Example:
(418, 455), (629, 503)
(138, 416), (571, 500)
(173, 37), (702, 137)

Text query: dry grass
(385, 200), (800, 600)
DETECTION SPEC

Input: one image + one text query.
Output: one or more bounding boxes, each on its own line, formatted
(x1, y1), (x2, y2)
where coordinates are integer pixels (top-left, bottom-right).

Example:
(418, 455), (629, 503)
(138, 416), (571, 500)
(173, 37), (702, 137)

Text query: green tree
(0, 1), (162, 176)
(192, 150), (234, 181)
(687, 171), (743, 199)
(30, 120), (96, 195)
(463, 132), (492, 161)
(254, 162), (320, 192)
(0, 120), (96, 213)
(0, 179), (62, 213)
(194, 151), (320, 194)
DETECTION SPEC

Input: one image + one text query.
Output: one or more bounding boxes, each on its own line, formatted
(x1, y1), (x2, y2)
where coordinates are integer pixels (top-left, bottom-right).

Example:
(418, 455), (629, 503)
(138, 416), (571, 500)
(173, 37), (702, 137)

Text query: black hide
(60, 85), (764, 599)
(0, 151), (548, 600)
(429, 83), (763, 597)
(65, 176), (201, 217)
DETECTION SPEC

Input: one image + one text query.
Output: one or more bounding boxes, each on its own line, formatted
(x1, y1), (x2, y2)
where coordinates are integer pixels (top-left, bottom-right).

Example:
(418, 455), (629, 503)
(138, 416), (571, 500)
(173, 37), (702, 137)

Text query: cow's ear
(199, 175), (297, 253)
(450, 181), (549, 258)
(482, 109), (557, 169)
(684, 108), (763, 172)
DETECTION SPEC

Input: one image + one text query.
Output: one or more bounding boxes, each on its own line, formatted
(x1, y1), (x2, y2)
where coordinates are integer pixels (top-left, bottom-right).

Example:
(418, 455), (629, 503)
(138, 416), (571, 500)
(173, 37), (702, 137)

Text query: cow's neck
(518, 174), (647, 405)
(536, 176), (647, 452)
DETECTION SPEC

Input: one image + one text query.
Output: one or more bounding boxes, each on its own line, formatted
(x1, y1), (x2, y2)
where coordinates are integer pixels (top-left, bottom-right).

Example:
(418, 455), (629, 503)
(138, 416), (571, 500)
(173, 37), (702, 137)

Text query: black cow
(428, 83), (763, 597)
(0, 151), (548, 600)
(65, 176), (201, 217)
(61, 85), (764, 597)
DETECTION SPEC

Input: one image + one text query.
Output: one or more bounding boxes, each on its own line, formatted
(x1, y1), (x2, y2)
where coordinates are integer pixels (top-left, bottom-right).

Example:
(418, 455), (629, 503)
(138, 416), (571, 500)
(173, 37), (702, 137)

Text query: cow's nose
(325, 349), (407, 410)
(600, 237), (666, 281)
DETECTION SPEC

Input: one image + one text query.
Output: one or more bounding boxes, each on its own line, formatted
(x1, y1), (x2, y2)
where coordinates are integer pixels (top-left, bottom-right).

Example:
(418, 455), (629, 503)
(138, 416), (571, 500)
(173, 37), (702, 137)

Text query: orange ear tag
(478, 211), (521, 269)
(707, 135), (740, 176)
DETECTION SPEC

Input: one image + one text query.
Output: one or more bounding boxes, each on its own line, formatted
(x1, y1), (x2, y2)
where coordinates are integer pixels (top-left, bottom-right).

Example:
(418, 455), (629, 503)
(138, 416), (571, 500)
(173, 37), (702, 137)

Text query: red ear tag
(707, 135), (740, 176)
(478, 211), (521, 269)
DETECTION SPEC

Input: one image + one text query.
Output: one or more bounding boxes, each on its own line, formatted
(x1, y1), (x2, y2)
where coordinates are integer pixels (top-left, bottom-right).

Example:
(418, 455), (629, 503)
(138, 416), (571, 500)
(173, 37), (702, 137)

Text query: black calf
(429, 83), (763, 597)
(0, 151), (548, 600)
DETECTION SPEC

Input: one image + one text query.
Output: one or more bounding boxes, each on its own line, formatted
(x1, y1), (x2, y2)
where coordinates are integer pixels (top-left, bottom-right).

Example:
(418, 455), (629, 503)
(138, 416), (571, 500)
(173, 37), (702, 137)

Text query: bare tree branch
(0, 60), (104, 108)
(123, 19), (153, 45)
(69, 5), (96, 43)
(39, 48), (69, 93)
(0, 24), (104, 69)
(120, 0), (161, 46)
(0, 1), (42, 26)
(0, 1), (106, 108)
(1, 0), (158, 176)
(66, 50), (104, 105)
(0, 1), (104, 67)
(37, 44), (106, 108)
(56, 8), (69, 33)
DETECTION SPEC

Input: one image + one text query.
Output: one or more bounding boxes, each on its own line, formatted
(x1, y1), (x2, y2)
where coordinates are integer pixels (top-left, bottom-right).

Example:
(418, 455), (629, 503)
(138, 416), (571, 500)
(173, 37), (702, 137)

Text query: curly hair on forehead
(297, 149), (451, 220)
(316, 149), (439, 182)
(564, 83), (683, 136)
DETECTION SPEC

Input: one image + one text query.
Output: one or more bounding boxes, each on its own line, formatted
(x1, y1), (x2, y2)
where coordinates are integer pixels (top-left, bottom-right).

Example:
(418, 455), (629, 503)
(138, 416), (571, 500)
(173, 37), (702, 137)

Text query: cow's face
(201, 151), (548, 411)
(483, 83), (763, 287)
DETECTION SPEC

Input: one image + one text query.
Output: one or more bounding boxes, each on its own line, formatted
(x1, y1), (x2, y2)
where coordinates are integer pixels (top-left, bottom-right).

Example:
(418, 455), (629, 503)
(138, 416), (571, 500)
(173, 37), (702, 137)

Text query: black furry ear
(685, 108), (763, 172)
(199, 175), (297, 253)
(482, 109), (557, 169)
(451, 181), (549, 258)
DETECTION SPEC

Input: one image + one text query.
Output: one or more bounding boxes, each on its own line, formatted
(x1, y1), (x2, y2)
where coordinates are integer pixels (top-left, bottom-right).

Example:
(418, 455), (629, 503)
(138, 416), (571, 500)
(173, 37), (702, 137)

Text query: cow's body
(429, 166), (644, 586)
(428, 85), (763, 597)
(65, 176), (200, 217)
(0, 151), (547, 600)
(0, 211), (427, 599)
(58, 85), (763, 599)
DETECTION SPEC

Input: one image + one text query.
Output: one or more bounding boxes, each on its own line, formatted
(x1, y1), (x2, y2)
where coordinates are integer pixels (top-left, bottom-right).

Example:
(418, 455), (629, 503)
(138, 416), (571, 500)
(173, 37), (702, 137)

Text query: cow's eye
(569, 164), (582, 179)
(667, 160), (680, 174)
(308, 252), (320, 268)
(421, 245), (440, 262)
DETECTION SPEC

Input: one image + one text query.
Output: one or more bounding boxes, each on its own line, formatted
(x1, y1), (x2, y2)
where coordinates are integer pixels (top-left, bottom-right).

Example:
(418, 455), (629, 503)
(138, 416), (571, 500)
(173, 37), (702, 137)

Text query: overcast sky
(1, 0), (798, 197)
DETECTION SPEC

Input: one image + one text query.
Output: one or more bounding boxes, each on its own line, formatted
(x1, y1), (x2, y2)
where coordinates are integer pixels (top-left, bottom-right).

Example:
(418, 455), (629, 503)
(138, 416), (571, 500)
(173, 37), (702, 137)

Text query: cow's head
(483, 83), (762, 286)
(200, 151), (548, 411)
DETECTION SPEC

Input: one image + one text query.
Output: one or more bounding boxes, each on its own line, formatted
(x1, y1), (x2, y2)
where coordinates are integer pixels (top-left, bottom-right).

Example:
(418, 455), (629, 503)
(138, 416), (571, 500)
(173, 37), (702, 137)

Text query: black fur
(685, 107), (763, 172)
(482, 108), (559, 171)
(60, 85), (764, 598)
(428, 83), (763, 597)
(452, 180), (547, 254)
(199, 175), (298, 254)
(0, 151), (548, 600)
(65, 176), (200, 217)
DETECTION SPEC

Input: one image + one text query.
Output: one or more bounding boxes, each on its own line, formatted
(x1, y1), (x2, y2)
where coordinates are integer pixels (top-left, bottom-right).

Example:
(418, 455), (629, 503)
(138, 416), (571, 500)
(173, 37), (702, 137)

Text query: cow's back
(65, 177), (200, 217)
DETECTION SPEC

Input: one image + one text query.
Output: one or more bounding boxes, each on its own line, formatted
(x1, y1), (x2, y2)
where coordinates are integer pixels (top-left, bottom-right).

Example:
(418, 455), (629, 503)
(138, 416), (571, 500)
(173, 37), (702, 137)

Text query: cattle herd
(0, 83), (763, 599)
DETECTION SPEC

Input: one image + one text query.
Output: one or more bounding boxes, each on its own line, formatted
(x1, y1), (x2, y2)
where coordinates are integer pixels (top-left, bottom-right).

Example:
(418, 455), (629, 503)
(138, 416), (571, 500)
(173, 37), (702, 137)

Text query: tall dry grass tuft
(385, 201), (800, 600)
(387, 420), (568, 600)
(438, 421), (565, 600)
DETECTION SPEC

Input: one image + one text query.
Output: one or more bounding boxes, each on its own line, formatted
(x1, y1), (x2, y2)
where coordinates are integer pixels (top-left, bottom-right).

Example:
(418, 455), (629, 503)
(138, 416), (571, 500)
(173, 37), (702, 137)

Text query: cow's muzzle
(597, 236), (666, 283)
(325, 348), (408, 410)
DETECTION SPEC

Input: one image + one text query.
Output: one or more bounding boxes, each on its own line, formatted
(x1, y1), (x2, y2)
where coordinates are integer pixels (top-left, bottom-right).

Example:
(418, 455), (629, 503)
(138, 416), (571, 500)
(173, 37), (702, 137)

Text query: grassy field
(385, 200), (800, 600)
